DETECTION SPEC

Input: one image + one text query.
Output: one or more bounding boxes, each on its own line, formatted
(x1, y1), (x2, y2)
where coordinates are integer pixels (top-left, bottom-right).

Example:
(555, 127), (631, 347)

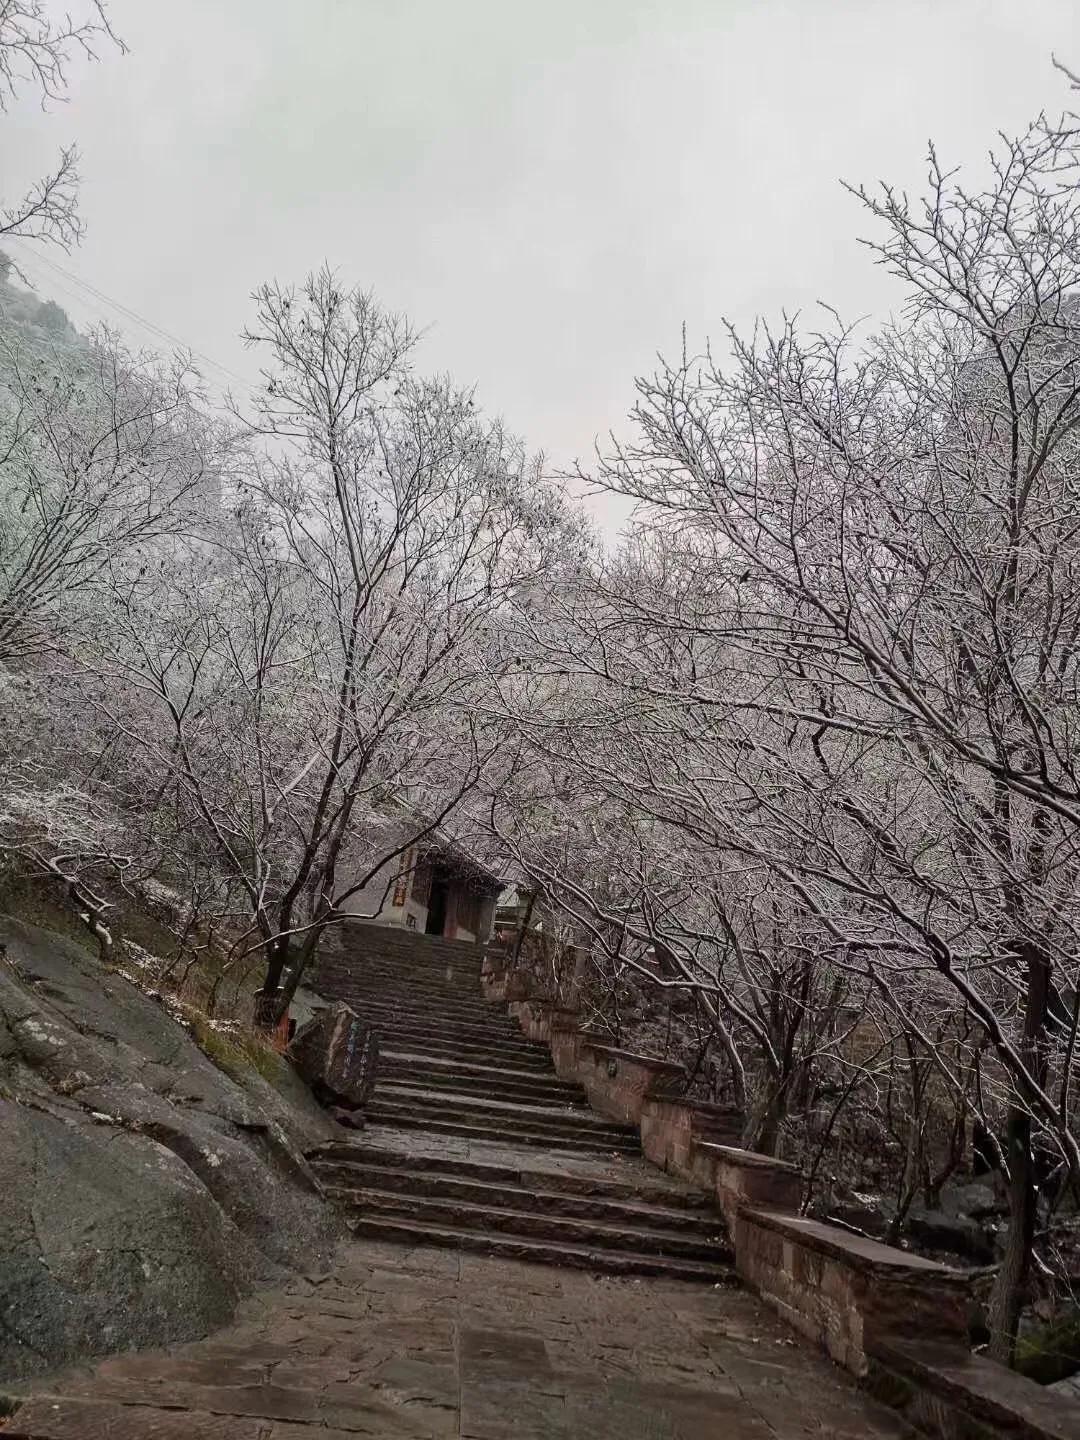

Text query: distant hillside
(0, 252), (83, 352)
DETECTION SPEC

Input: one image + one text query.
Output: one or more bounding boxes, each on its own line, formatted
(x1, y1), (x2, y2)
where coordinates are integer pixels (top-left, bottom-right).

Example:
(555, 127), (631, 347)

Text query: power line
(5, 239), (260, 398)
(10, 240), (255, 389)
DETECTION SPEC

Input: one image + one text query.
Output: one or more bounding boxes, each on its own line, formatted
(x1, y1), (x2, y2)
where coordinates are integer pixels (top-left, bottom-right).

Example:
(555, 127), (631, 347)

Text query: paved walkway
(5, 1237), (911, 1439)
(354, 1120), (707, 1197)
(4, 929), (915, 1436)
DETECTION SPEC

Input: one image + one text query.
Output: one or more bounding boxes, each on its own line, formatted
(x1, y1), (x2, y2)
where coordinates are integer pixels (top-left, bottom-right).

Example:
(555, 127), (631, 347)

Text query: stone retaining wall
(577, 1042), (686, 1126)
(866, 1333), (1080, 1440)
(735, 1205), (969, 1375)
(483, 970), (1080, 1440)
(640, 1096), (744, 1180)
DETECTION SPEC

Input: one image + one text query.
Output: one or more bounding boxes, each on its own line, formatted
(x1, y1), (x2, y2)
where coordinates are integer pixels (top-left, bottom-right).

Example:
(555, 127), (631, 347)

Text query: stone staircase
(315, 927), (639, 1154)
(309, 924), (735, 1282)
(311, 1140), (733, 1281)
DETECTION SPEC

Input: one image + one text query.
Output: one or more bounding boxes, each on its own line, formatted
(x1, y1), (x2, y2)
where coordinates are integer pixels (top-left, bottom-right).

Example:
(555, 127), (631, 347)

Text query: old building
(337, 810), (502, 943)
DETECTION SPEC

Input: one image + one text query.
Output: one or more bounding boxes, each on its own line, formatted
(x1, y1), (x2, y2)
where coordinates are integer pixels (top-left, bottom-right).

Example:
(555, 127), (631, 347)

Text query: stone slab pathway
(356, 1121), (704, 1198)
(4, 1238), (911, 1439)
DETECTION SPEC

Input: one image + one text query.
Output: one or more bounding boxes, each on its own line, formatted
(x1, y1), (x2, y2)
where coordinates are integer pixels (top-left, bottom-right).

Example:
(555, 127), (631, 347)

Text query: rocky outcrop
(288, 1001), (379, 1111)
(0, 915), (343, 1383)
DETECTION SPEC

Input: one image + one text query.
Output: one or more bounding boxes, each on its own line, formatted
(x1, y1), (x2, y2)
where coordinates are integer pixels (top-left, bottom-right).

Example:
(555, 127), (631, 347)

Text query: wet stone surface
(357, 1121), (698, 1198)
(5, 1238), (912, 1439)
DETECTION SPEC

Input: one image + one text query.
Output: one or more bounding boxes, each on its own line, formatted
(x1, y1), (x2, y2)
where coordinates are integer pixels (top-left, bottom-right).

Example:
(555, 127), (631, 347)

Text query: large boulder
(0, 1100), (251, 1380)
(0, 915), (343, 1383)
(939, 1178), (1005, 1221)
(906, 1207), (996, 1263)
(288, 1000), (379, 1111)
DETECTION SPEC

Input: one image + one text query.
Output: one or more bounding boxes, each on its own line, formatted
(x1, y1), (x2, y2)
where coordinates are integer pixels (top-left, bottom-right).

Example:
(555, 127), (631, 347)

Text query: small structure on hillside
(337, 807), (503, 943)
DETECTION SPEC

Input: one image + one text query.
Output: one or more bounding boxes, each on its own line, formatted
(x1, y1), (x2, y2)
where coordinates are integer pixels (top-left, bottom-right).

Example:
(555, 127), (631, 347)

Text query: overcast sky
(7, 0), (1080, 504)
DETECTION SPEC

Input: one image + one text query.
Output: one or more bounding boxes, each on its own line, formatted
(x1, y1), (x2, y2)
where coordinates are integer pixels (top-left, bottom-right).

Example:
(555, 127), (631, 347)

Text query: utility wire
(5, 238), (260, 399)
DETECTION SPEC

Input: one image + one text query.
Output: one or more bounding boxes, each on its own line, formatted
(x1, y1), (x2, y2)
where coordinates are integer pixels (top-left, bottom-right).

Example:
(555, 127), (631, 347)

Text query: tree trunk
(987, 941), (1050, 1365)
(271, 929), (321, 1024)
(510, 891), (536, 971)
(252, 989), (280, 1031)
(987, 1102), (1038, 1364)
(743, 1069), (787, 1157)
(254, 934), (292, 1029)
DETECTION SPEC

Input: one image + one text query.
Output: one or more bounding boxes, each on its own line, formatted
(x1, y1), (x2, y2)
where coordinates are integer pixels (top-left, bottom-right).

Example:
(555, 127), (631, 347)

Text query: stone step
(362, 1105), (640, 1154)
(328, 1187), (730, 1262)
(377, 1042), (561, 1082)
(323, 948), (483, 966)
(371, 1083), (630, 1136)
(328, 957), (488, 978)
(347, 1215), (735, 1283)
(379, 1045), (554, 1075)
(380, 1055), (583, 1105)
(363, 1029), (554, 1070)
(326, 978), (486, 993)
(330, 927), (484, 957)
(322, 945), (482, 962)
(318, 985), (495, 1017)
(324, 973), (489, 996)
(336, 1004), (528, 1042)
(329, 973), (494, 1001)
(348, 998), (502, 1024)
(379, 1047), (574, 1086)
(335, 927), (483, 953)
(320, 949), (482, 967)
(315, 1159), (723, 1235)
(330, 951), (485, 971)
(317, 978), (486, 1004)
(321, 980), (517, 1010)
(308, 1141), (710, 1208)
(360, 1019), (544, 1054)
(359, 1020), (525, 1050)
(359, 1011), (527, 1042)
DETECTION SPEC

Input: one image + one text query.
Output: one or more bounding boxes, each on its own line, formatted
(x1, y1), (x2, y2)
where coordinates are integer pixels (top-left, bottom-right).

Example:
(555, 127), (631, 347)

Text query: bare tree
(469, 85), (1080, 1367)
(87, 271), (574, 1023)
(568, 99), (1080, 1362)
(0, 322), (217, 660)
(483, 555), (859, 1146)
(0, 1), (124, 246)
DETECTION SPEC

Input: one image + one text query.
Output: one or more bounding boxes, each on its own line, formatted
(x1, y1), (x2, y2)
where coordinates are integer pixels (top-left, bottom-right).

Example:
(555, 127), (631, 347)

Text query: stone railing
(577, 1041), (686, 1126)
(481, 983), (1080, 1440)
(733, 1195), (969, 1374)
(866, 1333), (1080, 1440)
(641, 1095), (743, 1180)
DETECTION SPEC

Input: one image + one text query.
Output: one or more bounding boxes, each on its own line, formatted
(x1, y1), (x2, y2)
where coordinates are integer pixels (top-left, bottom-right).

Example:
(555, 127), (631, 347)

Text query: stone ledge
(744, 1207), (964, 1280)
(737, 1206), (970, 1377)
(671, 1097), (744, 1120)
(579, 1043), (686, 1078)
(696, 1142), (798, 1173)
(640, 1097), (741, 1182)
(702, 1149), (803, 1225)
(576, 1044), (686, 1126)
(867, 1334), (1080, 1440)
(546, 1007), (581, 1032)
